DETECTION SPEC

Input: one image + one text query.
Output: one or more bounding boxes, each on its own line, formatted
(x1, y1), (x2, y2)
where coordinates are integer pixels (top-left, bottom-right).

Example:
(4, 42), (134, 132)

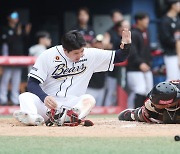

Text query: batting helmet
(148, 82), (179, 105)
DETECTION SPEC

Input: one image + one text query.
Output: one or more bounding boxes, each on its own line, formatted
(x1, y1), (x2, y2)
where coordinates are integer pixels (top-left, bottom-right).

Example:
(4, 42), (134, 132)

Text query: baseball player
(119, 80), (180, 124)
(13, 29), (131, 126)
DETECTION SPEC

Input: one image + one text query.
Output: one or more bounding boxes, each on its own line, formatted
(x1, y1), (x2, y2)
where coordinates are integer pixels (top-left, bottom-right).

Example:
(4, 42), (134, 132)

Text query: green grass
(0, 136), (178, 154)
(0, 115), (12, 118)
(0, 115), (178, 154)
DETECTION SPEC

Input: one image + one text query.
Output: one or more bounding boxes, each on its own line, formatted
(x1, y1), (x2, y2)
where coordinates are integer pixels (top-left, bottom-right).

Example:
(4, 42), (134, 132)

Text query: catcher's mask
(45, 106), (80, 127)
(148, 82), (179, 105)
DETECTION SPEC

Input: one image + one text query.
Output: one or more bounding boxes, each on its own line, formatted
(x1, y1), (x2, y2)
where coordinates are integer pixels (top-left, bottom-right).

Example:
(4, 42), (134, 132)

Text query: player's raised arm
(113, 28), (131, 64)
(120, 28), (131, 48)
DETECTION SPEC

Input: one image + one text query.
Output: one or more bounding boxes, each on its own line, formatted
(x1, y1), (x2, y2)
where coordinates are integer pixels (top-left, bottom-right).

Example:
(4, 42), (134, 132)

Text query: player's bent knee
(19, 92), (27, 102)
(81, 94), (96, 107)
(19, 92), (33, 104)
(75, 95), (96, 119)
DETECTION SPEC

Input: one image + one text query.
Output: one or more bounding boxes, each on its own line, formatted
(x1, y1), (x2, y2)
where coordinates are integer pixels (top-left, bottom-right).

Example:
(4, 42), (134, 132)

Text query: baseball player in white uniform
(13, 29), (131, 126)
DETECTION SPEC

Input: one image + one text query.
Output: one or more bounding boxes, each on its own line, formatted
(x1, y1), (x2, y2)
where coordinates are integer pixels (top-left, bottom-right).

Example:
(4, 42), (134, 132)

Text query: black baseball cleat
(118, 109), (135, 121)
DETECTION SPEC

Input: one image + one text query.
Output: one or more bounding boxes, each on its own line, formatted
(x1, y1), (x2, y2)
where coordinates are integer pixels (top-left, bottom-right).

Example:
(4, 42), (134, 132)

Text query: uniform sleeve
(129, 32), (144, 66)
(159, 18), (176, 47)
(90, 48), (115, 73)
(0, 27), (8, 44)
(28, 52), (48, 83)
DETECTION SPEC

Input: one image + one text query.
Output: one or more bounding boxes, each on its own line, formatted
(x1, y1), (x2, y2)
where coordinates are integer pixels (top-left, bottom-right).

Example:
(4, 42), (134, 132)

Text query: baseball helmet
(148, 82), (179, 105)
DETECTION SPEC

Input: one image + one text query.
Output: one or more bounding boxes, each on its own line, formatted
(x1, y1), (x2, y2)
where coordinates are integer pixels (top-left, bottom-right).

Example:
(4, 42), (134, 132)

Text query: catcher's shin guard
(134, 106), (151, 122)
(118, 107), (151, 122)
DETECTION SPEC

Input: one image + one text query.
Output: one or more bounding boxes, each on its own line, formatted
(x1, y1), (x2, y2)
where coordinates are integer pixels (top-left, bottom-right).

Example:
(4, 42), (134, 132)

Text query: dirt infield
(0, 116), (179, 137)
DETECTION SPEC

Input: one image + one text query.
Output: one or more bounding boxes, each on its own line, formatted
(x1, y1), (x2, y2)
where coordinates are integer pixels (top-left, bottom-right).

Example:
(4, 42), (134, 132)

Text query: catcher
(118, 80), (180, 124)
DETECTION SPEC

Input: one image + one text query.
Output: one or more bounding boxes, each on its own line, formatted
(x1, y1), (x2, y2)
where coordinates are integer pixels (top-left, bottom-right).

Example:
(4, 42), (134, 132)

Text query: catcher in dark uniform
(118, 81), (180, 124)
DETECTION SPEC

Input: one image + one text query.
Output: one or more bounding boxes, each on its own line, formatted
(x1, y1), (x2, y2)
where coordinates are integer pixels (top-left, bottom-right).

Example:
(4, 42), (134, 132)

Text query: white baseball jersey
(28, 45), (115, 98)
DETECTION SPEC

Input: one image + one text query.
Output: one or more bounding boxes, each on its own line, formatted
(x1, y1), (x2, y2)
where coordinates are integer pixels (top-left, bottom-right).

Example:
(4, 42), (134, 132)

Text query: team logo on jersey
(51, 63), (87, 79)
(55, 56), (60, 60)
(54, 56), (62, 62)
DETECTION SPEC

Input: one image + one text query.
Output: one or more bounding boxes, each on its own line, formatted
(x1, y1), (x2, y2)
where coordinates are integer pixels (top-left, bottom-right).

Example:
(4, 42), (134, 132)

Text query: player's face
(139, 17), (149, 29)
(152, 101), (179, 109)
(78, 10), (89, 25)
(112, 12), (123, 24)
(173, 2), (180, 13)
(117, 20), (130, 35)
(41, 37), (51, 47)
(8, 17), (19, 25)
(64, 48), (84, 62)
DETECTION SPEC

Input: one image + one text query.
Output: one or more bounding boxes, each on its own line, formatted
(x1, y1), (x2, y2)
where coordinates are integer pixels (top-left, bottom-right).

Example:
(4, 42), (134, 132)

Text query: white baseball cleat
(13, 110), (44, 126)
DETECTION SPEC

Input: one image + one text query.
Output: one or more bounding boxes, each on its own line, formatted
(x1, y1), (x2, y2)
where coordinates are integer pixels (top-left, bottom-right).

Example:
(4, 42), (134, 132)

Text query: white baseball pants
(104, 76), (117, 106)
(0, 67), (22, 105)
(19, 92), (96, 121)
(127, 71), (153, 108)
(164, 55), (180, 81)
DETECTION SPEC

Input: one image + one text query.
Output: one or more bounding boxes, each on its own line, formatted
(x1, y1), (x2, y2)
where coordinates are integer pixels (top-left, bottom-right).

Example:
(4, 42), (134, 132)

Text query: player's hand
(25, 23), (32, 35)
(120, 28), (131, 49)
(16, 24), (22, 35)
(44, 96), (57, 109)
(139, 63), (150, 72)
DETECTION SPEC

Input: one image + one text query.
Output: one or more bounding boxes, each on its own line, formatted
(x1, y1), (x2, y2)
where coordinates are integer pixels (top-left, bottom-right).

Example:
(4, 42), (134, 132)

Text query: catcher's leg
(118, 107), (150, 122)
(14, 92), (47, 125)
(118, 109), (136, 121)
(73, 94), (96, 119)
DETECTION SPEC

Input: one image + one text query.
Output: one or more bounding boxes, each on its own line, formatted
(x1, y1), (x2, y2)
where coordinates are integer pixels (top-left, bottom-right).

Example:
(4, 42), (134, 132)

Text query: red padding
(114, 60), (127, 66)
(0, 56), (36, 66)
(0, 106), (20, 115)
(0, 106), (123, 115)
(117, 86), (128, 111)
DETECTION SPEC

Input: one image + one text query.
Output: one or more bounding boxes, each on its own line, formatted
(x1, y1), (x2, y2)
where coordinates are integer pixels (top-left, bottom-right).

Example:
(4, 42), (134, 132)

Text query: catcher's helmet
(148, 82), (179, 105)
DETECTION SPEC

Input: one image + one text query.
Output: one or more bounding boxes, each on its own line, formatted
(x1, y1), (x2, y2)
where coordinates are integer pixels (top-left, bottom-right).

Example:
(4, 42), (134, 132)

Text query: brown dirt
(0, 117), (180, 137)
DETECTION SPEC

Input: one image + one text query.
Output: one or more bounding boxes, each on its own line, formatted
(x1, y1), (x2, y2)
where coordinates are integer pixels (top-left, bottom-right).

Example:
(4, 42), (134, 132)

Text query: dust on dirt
(0, 117), (179, 137)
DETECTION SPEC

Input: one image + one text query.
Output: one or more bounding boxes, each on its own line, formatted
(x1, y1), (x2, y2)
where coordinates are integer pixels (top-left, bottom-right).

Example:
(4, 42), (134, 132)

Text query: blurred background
(0, 0), (179, 114)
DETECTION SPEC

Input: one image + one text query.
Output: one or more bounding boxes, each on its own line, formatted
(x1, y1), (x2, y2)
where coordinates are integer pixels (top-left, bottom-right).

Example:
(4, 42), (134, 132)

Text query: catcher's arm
(135, 99), (163, 123)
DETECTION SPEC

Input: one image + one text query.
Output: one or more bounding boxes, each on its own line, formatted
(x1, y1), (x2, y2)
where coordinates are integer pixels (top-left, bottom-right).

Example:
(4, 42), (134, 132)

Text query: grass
(0, 115), (179, 154)
(0, 136), (178, 154)
(0, 115), (12, 118)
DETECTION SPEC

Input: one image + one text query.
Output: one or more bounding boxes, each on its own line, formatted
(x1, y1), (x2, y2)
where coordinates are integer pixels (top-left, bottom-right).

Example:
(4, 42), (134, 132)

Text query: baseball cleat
(13, 110), (44, 126)
(118, 109), (135, 121)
